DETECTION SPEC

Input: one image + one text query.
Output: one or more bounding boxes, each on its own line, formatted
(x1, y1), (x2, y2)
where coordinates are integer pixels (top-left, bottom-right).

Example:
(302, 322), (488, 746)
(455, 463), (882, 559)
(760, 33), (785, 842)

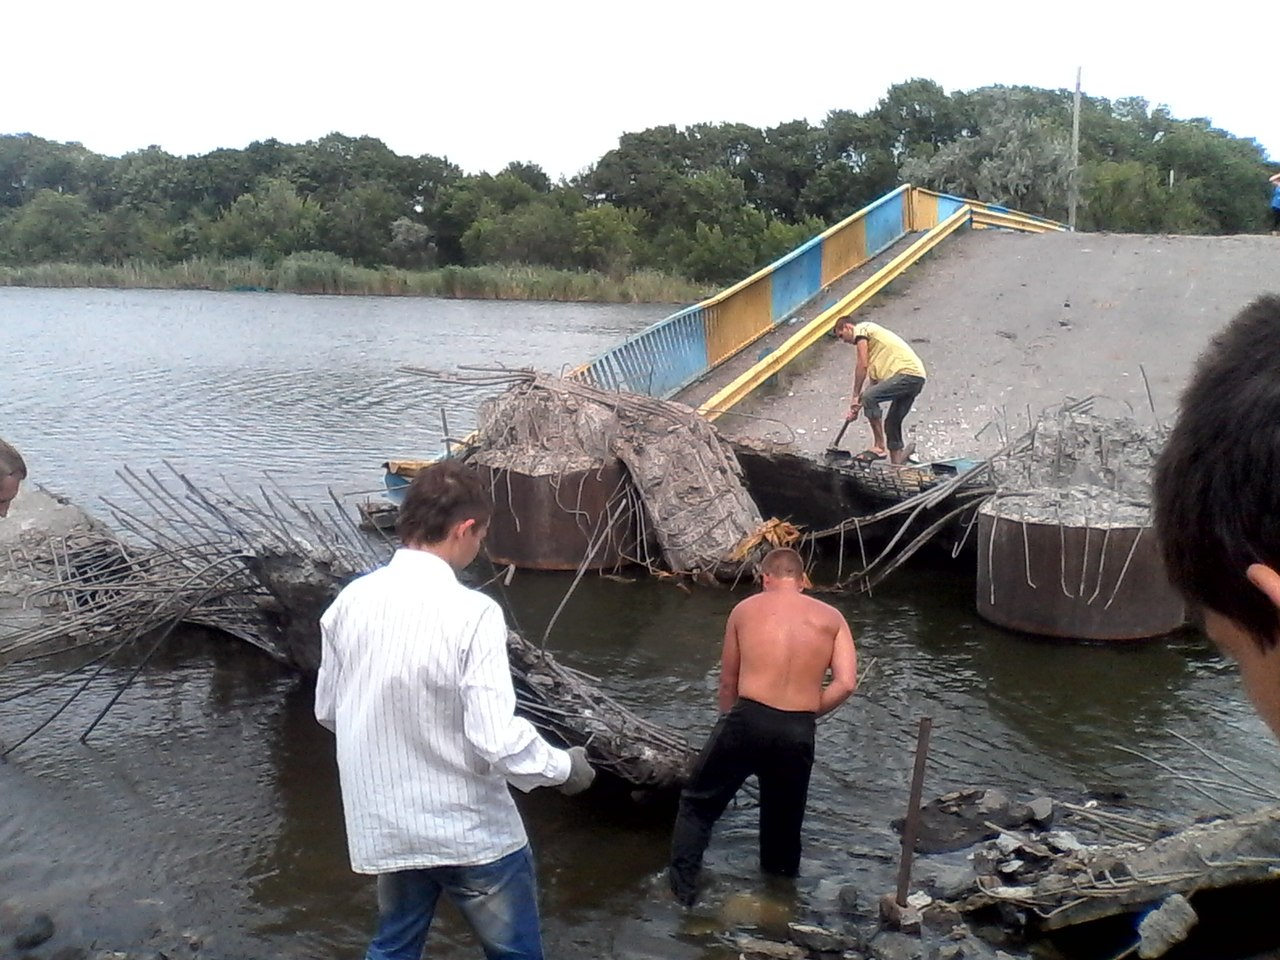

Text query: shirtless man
(668, 547), (858, 907)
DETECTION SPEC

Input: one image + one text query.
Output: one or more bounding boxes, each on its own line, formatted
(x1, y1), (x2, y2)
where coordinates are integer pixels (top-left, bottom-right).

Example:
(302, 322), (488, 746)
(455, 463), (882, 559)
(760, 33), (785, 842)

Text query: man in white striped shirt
(316, 460), (595, 960)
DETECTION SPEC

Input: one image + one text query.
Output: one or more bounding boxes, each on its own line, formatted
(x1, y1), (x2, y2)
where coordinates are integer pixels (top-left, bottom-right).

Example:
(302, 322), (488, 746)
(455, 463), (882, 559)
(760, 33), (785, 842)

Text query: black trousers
(668, 698), (816, 906)
(861, 373), (926, 451)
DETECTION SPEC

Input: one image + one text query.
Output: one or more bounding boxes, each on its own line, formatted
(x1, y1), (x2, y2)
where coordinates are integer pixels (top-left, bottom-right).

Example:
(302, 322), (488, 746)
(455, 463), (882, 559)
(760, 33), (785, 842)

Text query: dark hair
(1154, 294), (1280, 650)
(760, 547), (805, 580)
(0, 440), (26, 480)
(395, 459), (492, 546)
(833, 315), (856, 334)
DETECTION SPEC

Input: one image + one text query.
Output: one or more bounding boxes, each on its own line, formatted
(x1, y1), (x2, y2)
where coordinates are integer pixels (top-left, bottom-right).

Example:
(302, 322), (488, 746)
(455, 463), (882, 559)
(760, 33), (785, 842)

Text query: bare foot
(889, 442), (917, 465)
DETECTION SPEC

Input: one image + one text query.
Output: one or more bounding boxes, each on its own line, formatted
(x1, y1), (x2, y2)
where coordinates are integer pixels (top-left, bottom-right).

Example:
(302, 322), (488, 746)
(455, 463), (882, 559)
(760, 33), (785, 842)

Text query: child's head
(1155, 294), (1280, 736)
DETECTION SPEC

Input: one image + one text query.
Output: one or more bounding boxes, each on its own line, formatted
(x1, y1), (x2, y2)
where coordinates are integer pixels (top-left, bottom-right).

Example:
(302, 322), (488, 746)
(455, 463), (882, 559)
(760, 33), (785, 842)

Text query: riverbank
(0, 254), (711, 303)
(0, 900), (215, 960)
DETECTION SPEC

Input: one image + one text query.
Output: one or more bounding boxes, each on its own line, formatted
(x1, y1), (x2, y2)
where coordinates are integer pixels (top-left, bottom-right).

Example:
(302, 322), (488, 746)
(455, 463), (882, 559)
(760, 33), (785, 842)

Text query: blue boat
(382, 460), (429, 505)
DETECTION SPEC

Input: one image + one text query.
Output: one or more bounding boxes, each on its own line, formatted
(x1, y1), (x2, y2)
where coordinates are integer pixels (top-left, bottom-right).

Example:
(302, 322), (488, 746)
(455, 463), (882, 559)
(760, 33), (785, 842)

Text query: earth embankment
(717, 230), (1280, 459)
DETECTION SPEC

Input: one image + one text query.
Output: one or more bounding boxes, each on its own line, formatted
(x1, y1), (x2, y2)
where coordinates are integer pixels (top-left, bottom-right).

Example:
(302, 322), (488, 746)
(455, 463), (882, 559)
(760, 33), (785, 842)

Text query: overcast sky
(5, 0), (1270, 179)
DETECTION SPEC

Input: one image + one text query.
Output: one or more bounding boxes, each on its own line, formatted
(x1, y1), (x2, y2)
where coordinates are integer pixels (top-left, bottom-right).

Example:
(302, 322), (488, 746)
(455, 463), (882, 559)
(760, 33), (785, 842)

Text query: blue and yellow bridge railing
(568, 186), (1064, 411)
(386, 187), (1063, 488)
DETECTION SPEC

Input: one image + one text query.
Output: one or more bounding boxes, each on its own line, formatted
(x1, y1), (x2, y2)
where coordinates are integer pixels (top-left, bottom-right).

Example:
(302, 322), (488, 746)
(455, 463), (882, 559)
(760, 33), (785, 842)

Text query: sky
(4, 0), (1271, 179)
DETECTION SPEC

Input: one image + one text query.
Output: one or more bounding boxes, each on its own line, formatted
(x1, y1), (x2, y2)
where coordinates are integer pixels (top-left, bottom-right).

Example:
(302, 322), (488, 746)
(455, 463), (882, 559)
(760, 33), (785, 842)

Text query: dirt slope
(710, 229), (1280, 460)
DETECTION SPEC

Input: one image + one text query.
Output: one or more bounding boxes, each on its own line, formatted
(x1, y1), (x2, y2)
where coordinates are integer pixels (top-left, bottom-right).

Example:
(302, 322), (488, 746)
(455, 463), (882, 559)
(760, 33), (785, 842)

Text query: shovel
(824, 419), (854, 461)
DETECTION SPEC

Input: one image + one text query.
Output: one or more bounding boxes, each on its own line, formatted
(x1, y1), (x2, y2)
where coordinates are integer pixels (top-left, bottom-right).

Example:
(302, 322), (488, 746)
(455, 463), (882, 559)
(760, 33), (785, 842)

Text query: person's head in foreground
(1154, 294), (1280, 738)
(0, 440), (27, 518)
(395, 459), (492, 570)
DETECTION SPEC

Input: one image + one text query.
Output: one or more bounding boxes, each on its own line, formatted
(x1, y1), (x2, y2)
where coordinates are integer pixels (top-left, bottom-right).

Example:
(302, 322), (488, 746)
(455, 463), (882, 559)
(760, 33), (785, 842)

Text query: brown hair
(395, 460), (492, 546)
(760, 547), (805, 580)
(833, 315), (856, 335)
(0, 440), (26, 480)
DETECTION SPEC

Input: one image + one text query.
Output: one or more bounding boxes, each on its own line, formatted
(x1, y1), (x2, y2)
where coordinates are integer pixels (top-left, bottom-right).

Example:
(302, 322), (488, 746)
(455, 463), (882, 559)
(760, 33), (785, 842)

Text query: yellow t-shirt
(852, 321), (926, 382)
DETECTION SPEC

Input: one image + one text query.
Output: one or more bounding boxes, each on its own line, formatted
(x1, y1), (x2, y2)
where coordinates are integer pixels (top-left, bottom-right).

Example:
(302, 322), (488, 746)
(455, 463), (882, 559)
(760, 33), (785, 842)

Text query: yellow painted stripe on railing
(820, 215), (868, 287)
(913, 188), (1068, 233)
(971, 208), (1066, 233)
(564, 191), (1060, 395)
(698, 185), (912, 311)
(697, 206), (973, 422)
(706, 274), (774, 366)
(908, 188), (939, 231)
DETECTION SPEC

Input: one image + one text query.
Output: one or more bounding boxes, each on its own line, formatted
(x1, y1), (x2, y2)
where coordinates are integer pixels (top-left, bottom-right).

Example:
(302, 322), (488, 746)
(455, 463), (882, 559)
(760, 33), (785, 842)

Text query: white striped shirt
(315, 548), (571, 873)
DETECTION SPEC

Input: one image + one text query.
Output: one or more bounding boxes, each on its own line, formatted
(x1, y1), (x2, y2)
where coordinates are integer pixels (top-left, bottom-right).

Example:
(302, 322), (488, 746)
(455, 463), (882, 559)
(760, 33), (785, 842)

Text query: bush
(274, 250), (355, 294)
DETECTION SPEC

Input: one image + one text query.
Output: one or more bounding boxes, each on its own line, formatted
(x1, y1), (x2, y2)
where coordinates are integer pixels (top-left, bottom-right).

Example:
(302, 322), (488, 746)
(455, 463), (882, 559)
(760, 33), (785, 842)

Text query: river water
(2, 288), (1278, 959)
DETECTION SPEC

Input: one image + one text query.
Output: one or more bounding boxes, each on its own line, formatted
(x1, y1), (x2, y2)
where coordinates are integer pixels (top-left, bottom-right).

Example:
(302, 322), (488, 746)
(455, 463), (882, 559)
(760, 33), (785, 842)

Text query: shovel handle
(831, 419), (852, 448)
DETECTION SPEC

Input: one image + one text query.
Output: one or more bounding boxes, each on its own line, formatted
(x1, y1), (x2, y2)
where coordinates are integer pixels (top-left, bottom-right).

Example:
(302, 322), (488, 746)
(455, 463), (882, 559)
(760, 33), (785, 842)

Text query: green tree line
(1, 79), (1273, 290)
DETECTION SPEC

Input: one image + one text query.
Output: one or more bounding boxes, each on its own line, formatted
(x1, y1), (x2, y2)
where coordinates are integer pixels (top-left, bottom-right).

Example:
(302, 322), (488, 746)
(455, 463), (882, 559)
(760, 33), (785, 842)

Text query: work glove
(556, 745), (596, 795)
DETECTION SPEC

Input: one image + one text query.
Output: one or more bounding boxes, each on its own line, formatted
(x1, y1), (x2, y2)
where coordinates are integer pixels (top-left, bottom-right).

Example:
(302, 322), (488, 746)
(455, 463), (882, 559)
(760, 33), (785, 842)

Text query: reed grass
(0, 254), (708, 303)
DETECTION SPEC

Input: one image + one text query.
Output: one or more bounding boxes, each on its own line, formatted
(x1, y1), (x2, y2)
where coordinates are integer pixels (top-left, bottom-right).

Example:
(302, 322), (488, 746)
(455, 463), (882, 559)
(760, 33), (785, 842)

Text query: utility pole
(1069, 67), (1082, 230)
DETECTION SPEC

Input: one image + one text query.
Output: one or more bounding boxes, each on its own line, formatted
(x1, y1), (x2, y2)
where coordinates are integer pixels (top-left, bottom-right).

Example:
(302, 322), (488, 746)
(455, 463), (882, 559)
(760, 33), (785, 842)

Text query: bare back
(721, 585), (858, 715)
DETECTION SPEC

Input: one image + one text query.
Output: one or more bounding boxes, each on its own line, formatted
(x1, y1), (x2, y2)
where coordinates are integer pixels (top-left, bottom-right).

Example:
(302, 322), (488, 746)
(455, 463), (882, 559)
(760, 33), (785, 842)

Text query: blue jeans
(861, 373), (925, 451)
(365, 845), (543, 960)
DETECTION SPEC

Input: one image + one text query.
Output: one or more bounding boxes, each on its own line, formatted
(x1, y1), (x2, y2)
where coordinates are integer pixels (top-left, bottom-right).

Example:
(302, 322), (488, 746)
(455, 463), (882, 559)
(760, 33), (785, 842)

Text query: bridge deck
(688, 229), (1280, 462)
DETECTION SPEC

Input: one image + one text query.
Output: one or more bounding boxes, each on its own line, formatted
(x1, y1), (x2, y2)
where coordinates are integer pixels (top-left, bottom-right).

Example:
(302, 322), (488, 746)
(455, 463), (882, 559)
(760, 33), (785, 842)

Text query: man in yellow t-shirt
(832, 316), (926, 465)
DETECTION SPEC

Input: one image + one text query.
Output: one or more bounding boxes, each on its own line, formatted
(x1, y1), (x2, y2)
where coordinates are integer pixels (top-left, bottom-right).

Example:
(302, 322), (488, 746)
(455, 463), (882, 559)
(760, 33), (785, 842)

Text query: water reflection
(248, 678), (370, 957)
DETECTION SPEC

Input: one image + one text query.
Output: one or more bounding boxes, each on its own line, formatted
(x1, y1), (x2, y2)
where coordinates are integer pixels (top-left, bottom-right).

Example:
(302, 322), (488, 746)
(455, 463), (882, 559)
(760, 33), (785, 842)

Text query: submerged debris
(970, 401), (1184, 639)
(992, 404), (1166, 502)
(956, 804), (1280, 932)
(410, 368), (770, 581)
(981, 486), (1150, 529)
(0, 468), (695, 792)
(0, 474), (284, 670)
(905, 789), (1280, 955)
(1136, 894), (1197, 958)
(250, 541), (694, 792)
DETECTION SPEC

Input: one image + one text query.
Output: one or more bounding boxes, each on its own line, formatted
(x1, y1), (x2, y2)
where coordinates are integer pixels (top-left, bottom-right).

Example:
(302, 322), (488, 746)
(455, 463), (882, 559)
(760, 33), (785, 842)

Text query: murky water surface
(2, 288), (1278, 959)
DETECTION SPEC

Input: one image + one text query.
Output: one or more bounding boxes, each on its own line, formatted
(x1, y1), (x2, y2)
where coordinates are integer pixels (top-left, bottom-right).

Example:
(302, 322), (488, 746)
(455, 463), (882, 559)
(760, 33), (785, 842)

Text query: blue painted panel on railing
(770, 240), (824, 321)
(938, 195), (966, 220)
(574, 185), (925, 400)
(580, 305), (709, 398)
(649, 309), (708, 396)
(864, 193), (906, 254)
